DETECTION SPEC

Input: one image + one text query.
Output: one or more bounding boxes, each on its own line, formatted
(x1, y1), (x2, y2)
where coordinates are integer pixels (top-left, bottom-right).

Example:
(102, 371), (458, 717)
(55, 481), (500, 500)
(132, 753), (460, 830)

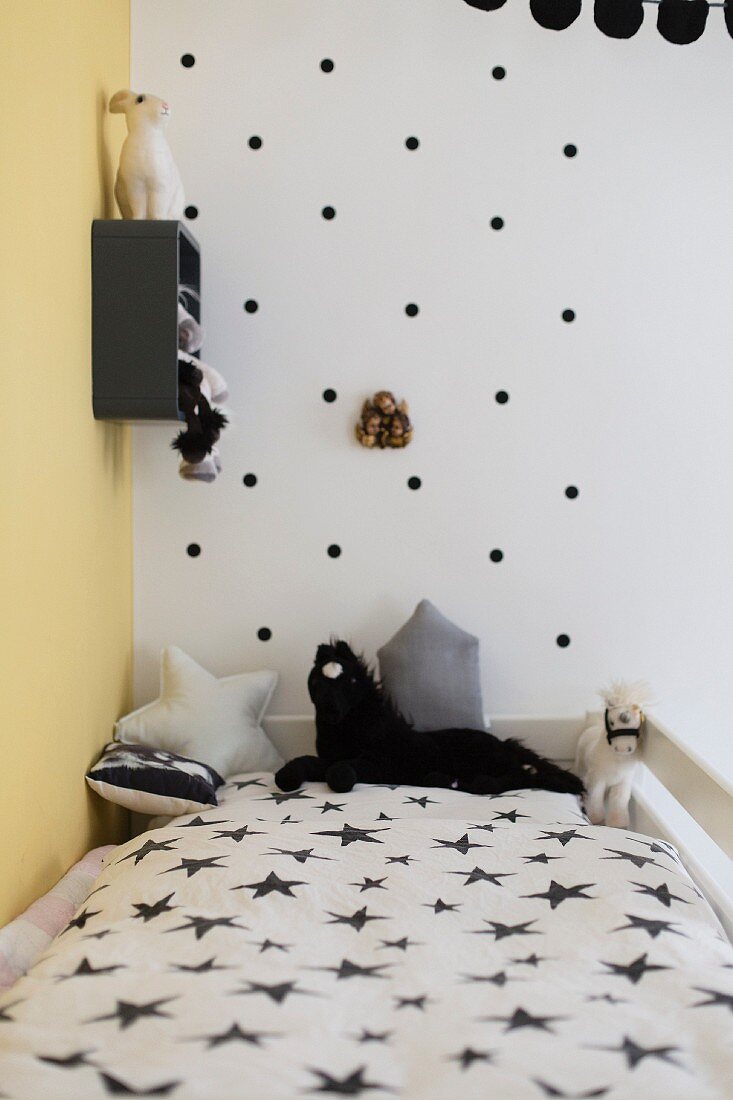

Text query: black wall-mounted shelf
(92, 219), (200, 421)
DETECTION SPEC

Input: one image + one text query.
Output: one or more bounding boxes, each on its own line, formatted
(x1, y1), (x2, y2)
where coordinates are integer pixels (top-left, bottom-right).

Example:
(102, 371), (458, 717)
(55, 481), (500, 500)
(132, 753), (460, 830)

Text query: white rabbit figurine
(109, 89), (184, 220)
(575, 680), (653, 829)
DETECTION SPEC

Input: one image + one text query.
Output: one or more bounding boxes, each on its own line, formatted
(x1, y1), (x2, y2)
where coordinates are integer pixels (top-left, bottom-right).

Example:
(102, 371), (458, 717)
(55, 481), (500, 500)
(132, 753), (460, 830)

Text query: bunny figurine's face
(109, 89), (171, 131)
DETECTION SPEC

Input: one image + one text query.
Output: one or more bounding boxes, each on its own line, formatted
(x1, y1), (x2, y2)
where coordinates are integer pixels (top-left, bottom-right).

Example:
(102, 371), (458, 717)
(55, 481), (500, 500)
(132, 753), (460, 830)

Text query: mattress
(1, 775), (732, 1099)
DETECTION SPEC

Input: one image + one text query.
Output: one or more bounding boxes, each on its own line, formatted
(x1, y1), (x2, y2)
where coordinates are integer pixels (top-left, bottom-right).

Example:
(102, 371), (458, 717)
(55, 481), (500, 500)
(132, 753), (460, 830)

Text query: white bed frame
(263, 713), (733, 942)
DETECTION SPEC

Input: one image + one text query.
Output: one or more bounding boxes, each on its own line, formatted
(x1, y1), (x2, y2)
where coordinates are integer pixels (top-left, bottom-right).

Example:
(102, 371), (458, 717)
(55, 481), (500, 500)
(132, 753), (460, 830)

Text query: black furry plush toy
(275, 641), (584, 797)
(173, 356), (228, 466)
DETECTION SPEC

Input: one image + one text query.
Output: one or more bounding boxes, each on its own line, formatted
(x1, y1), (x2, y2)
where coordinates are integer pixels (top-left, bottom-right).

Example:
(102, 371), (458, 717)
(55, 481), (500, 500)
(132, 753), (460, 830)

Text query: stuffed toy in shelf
(356, 391), (413, 449)
(575, 680), (653, 828)
(178, 302), (204, 355)
(109, 89), (184, 219)
(173, 353), (228, 483)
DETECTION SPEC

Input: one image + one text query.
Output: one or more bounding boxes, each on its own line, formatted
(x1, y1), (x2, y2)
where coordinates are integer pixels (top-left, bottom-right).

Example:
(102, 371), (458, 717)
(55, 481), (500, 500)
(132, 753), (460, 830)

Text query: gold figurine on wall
(356, 391), (413, 449)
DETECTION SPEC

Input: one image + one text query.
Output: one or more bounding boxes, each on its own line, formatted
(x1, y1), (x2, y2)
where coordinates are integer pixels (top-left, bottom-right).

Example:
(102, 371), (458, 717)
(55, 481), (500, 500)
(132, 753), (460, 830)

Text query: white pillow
(115, 646), (282, 778)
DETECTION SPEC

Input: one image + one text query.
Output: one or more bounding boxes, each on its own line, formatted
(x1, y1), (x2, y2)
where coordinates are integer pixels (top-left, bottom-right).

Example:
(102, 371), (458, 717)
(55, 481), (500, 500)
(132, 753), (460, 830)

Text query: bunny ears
(109, 90), (135, 113)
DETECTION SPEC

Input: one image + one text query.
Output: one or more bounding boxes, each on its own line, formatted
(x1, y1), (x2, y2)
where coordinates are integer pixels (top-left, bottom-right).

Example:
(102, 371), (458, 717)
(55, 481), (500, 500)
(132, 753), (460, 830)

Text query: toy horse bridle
(604, 707), (645, 745)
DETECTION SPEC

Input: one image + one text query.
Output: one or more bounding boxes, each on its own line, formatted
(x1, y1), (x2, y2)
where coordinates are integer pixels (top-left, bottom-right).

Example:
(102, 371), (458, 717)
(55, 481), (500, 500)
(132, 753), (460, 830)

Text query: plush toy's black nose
(595, 0), (644, 38)
(657, 0), (708, 43)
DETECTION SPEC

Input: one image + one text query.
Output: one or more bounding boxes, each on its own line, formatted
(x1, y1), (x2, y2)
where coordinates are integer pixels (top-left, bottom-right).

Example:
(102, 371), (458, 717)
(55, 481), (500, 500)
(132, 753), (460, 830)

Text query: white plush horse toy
(109, 90), (184, 220)
(575, 680), (653, 828)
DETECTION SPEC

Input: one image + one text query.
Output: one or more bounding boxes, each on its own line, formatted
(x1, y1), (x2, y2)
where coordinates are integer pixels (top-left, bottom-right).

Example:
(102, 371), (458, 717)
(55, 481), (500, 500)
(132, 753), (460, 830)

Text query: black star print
(422, 898), (461, 914)
(118, 838), (179, 865)
(449, 1047), (494, 1070)
(353, 1029), (392, 1044)
(92, 997), (177, 1030)
(171, 957), (230, 973)
(166, 914), (243, 940)
(326, 906), (387, 932)
(230, 777), (267, 789)
(599, 952), (669, 985)
(613, 914), (685, 939)
(492, 809), (529, 823)
(251, 938), (292, 954)
(314, 823), (388, 847)
(394, 994), (431, 1011)
(351, 876), (387, 892)
(448, 866), (515, 887)
(213, 825), (266, 842)
(258, 790), (314, 805)
(432, 833), (489, 856)
(306, 1065), (389, 1096)
(132, 894), (177, 922)
(460, 970), (516, 987)
(378, 937), (421, 952)
(56, 958), (123, 980)
(592, 1035), (681, 1070)
(268, 846), (333, 864)
(627, 836), (675, 857)
(197, 1022), (273, 1048)
(318, 801), (346, 814)
(234, 979), (318, 1004)
(61, 907), (101, 934)
(473, 919), (540, 941)
(533, 1082), (610, 1099)
(630, 881), (689, 908)
(161, 856), (228, 879)
(467, 822), (499, 833)
(523, 880), (596, 910)
(0, 1000), (22, 1023)
(83, 929), (118, 942)
(587, 994), (627, 1005)
(523, 852), (563, 865)
(536, 829), (593, 848)
(510, 953), (546, 967)
(85, 884), (110, 900)
(691, 987), (733, 1012)
(232, 870), (306, 899)
(601, 847), (662, 870)
(314, 958), (392, 980)
(385, 854), (417, 866)
(376, 812), (396, 821)
(178, 815), (227, 828)
(484, 1007), (566, 1033)
(38, 1050), (96, 1068)
(98, 1072), (179, 1096)
(404, 795), (438, 808)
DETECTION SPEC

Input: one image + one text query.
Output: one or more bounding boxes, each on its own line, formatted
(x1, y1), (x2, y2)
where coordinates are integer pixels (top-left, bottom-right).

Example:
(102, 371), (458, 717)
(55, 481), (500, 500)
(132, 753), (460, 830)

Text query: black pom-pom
(171, 430), (209, 464)
(594, 0), (643, 37)
(462, 0), (507, 8)
(530, 0), (582, 30)
(657, 0), (708, 43)
(208, 409), (228, 433)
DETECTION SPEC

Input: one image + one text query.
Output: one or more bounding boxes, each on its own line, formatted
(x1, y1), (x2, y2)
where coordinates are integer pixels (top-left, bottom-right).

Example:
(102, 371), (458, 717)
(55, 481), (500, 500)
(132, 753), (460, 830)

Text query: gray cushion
(377, 599), (486, 732)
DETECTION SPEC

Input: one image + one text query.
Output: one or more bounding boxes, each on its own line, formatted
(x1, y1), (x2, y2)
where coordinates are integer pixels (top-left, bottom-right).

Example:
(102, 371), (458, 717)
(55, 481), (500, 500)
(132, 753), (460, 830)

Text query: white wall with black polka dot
(131, 0), (733, 782)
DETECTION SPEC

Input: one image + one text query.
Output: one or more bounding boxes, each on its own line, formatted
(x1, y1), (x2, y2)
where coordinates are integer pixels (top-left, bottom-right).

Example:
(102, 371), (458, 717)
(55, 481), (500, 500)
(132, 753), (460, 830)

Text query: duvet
(1, 776), (732, 1099)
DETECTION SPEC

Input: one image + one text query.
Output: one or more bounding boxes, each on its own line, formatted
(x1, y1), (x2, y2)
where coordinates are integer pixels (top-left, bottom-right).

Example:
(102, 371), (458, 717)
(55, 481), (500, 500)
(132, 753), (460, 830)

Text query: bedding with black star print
(1, 773), (731, 1098)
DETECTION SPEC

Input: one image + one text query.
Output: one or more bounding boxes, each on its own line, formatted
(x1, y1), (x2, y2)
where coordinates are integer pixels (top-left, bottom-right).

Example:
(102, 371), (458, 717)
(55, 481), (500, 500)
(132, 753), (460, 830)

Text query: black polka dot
(407, 476), (422, 490)
(556, 634), (571, 648)
(320, 58), (334, 72)
(562, 309), (575, 323)
(258, 627), (272, 642)
(248, 135), (262, 149)
(565, 485), (579, 499)
(181, 54), (195, 68)
(322, 206), (336, 220)
(244, 299), (258, 313)
(405, 303), (419, 317)
(186, 543), (201, 558)
(495, 390), (509, 405)
(322, 388), (337, 403)
(184, 205), (198, 220)
(489, 549), (504, 563)
(490, 216), (504, 230)
(243, 473), (257, 488)
(492, 66), (506, 80)
(564, 144), (577, 158)
(405, 136), (420, 150)
(327, 544), (342, 559)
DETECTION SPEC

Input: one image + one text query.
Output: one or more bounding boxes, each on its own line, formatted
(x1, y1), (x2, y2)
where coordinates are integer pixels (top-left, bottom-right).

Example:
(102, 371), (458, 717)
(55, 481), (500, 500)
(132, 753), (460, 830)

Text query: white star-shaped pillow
(115, 646), (282, 778)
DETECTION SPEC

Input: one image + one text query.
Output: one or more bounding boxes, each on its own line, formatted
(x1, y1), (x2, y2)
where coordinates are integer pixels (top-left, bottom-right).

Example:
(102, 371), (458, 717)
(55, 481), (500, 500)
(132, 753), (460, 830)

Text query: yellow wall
(0, 1), (132, 924)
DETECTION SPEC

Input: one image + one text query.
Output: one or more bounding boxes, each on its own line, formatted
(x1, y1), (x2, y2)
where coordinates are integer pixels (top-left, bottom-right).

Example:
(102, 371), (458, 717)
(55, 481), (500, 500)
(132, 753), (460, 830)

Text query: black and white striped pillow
(86, 742), (224, 816)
